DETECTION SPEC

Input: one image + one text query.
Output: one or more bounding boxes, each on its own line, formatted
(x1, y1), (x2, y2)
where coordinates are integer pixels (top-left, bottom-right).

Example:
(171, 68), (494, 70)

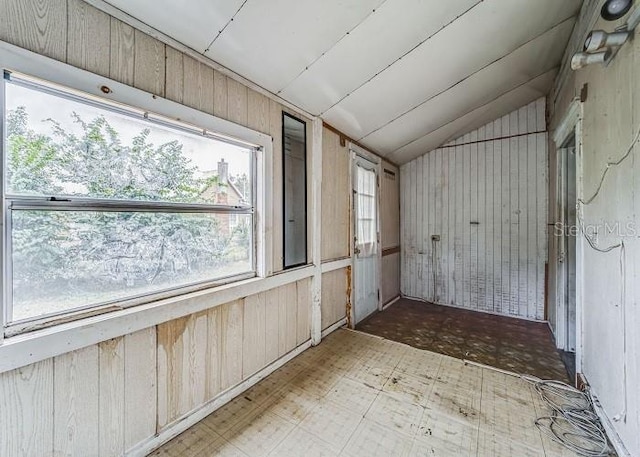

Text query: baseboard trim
(321, 318), (347, 338)
(382, 296), (400, 310)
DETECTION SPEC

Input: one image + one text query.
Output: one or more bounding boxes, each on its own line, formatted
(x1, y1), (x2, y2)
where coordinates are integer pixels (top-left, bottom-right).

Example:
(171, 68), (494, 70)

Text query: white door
(353, 156), (379, 324)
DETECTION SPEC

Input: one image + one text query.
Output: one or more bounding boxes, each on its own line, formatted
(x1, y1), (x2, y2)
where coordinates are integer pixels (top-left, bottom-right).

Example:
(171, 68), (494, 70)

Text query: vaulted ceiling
(100, 0), (583, 164)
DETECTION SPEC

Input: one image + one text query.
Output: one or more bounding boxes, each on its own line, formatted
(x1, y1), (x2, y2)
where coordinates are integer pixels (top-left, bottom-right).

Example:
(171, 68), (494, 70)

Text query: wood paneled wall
(549, 4), (640, 454)
(0, 1), (322, 455)
(321, 269), (348, 330)
(381, 160), (401, 304)
(321, 127), (350, 261)
(0, 281), (310, 456)
(401, 98), (548, 320)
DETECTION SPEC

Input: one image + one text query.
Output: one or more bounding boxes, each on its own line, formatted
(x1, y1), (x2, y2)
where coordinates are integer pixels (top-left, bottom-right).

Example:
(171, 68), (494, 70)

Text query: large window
(3, 72), (256, 325)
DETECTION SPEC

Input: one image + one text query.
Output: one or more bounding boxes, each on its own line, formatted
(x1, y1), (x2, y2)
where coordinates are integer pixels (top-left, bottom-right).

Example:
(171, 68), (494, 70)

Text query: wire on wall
(574, 123), (640, 424)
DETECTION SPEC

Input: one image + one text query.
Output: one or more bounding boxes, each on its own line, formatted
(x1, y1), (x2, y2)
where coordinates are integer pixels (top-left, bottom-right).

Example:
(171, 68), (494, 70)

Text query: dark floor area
(357, 298), (571, 382)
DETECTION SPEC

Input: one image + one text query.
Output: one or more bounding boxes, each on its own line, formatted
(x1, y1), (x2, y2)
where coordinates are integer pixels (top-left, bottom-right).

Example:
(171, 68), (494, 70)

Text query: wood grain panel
(321, 268), (348, 330)
(109, 18), (135, 86)
(242, 293), (266, 378)
(381, 161), (400, 249)
(219, 300), (244, 390)
(99, 337), (125, 456)
(382, 252), (400, 305)
(124, 328), (157, 450)
(278, 282), (298, 355)
(165, 46), (184, 104)
(157, 312), (207, 429)
(0, 360), (54, 457)
(321, 127), (350, 261)
(401, 98), (548, 320)
(213, 70), (228, 119)
(183, 55), (214, 115)
(248, 89), (270, 134)
(265, 288), (281, 363)
(296, 278), (311, 345)
(227, 78), (248, 126)
(53, 346), (99, 456)
(133, 30), (165, 96)
(0, 0), (66, 61)
(67, 0), (110, 77)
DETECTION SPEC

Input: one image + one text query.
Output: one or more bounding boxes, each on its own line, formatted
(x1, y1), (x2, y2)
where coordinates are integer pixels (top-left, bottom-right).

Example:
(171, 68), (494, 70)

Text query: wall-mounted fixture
(571, 0), (639, 70)
(601, 0), (633, 21)
(583, 29), (629, 52)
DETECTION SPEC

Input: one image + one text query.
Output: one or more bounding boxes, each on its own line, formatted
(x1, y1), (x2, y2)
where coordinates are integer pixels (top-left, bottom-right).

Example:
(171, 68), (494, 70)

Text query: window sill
(0, 264), (315, 374)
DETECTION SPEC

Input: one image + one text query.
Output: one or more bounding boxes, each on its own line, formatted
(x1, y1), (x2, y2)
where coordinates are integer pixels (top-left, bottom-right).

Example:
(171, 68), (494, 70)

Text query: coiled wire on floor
(521, 376), (612, 457)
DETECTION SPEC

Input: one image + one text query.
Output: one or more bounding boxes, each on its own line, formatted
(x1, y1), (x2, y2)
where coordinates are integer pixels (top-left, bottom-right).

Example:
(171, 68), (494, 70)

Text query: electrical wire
(573, 123), (640, 423)
(521, 376), (611, 456)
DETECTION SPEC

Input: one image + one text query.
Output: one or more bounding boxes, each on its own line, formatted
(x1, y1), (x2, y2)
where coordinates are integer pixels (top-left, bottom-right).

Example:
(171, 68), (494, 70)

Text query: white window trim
(0, 40), (284, 370)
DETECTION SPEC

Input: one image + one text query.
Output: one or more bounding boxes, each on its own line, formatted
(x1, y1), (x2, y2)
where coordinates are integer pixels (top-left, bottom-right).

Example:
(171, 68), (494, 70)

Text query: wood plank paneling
(248, 89), (270, 134)
(0, 360), (54, 457)
(0, 0), (314, 454)
(321, 268), (348, 330)
(321, 127), (350, 261)
(278, 282), (298, 355)
(98, 337), (125, 457)
(296, 278), (311, 345)
(165, 46), (184, 104)
(401, 98), (548, 320)
(242, 293), (266, 378)
(109, 18), (135, 86)
(182, 56), (214, 115)
(53, 346), (99, 456)
(67, 0), (110, 77)
(133, 30), (165, 96)
(227, 78), (248, 126)
(124, 328), (157, 450)
(0, 0), (66, 61)
(157, 312), (207, 429)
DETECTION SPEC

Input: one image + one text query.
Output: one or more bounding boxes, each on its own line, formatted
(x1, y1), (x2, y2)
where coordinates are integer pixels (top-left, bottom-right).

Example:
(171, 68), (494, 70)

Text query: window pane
(11, 210), (253, 322)
(283, 113), (307, 268)
(5, 80), (252, 205)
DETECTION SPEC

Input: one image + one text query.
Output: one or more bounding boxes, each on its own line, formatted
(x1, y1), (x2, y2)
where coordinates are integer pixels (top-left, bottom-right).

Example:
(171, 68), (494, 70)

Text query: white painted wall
(400, 98), (548, 320)
(550, 1), (640, 454)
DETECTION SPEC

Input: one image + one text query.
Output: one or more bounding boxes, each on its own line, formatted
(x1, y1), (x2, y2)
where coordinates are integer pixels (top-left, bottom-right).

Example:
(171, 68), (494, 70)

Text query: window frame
(0, 41), (274, 337)
(281, 111), (308, 270)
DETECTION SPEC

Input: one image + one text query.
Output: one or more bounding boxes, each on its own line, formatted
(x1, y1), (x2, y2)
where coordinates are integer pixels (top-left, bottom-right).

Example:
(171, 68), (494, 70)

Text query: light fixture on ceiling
(571, 1), (639, 70)
(601, 0), (633, 21)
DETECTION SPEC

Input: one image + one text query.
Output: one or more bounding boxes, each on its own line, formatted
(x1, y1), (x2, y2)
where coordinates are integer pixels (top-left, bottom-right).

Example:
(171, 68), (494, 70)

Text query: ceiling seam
(318, 0), (485, 116)
(357, 15), (577, 142)
(276, 0), (391, 96)
(203, 0), (250, 53)
(388, 67), (558, 160)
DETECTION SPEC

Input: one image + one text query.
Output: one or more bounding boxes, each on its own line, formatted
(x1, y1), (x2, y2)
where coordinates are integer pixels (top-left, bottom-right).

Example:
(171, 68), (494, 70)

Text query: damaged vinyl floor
(357, 299), (571, 382)
(150, 329), (579, 457)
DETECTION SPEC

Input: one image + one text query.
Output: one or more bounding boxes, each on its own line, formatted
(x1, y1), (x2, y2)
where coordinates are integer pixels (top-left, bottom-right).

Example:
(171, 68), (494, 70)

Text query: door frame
(349, 143), (382, 326)
(552, 98), (584, 372)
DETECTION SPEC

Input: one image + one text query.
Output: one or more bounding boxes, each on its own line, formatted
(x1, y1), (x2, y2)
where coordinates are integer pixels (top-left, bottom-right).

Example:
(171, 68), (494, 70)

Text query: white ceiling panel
(278, 0), (480, 115)
(98, 0), (581, 163)
(387, 69), (557, 164)
(321, 0), (581, 140)
(104, 0), (244, 52)
(360, 19), (574, 155)
(204, 0), (385, 93)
